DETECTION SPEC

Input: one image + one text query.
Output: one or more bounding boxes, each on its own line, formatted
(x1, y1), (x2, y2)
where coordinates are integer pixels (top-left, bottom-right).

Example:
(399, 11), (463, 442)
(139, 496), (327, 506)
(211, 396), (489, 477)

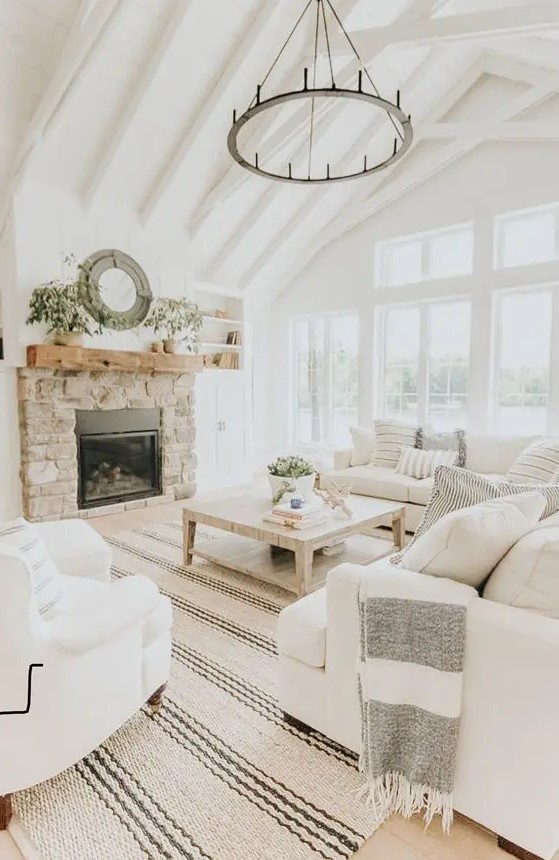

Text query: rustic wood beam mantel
(26, 345), (205, 374)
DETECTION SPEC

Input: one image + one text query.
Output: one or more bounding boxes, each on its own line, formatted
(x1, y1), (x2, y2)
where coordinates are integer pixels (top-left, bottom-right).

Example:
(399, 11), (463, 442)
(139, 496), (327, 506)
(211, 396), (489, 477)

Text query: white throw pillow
(396, 446), (458, 480)
(483, 526), (559, 619)
(505, 438), (559, 484)
(349, 427), (375, 467)
(0, 518), (67, 619)
(400, 492), (546, 588)
(372, 419), (418, 470)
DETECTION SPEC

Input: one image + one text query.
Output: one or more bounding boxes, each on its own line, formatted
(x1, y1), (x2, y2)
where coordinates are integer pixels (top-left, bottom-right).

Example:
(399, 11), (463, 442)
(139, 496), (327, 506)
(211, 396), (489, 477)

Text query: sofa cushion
(396, 446), (458, 479)
(465, 434), (537, 475)
(323, 466), (415, 502)
(395, 466), (559, 566)
(349, 427), (375, 466)
(37, 519), (112, 582)
(277, 589), (326, 668)
(505, 438), (559, 485)
(419, 428), (467, 467)
(372, 419), (418, 469)
(484, 526), (559, 618)
(0, 519), (67, 620)
(408, 477), (434, 506)
(400, 493), (546, 587)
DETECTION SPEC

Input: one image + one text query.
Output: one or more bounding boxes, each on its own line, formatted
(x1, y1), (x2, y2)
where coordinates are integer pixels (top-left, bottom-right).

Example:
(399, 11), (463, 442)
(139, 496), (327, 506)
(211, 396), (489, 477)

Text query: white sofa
(277, 560), (559, 860)
(0, 519), (172, 824)
(324, 433), (540, 532)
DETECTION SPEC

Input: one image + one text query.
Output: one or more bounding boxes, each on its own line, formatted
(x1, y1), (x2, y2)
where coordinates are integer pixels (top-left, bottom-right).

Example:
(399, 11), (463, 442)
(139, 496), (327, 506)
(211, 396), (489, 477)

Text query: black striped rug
(14, 521), (375, 859)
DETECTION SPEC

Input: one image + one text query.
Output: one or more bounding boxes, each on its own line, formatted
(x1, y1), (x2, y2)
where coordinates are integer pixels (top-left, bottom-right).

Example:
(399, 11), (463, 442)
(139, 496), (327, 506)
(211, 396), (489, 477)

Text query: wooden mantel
(26, 344), (205, 374)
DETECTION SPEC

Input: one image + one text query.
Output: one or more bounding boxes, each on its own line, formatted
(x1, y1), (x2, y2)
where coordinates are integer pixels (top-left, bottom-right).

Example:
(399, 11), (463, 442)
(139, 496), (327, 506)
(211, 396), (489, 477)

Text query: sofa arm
(46, 576), (160, 655)
(36, 519), (112, 583)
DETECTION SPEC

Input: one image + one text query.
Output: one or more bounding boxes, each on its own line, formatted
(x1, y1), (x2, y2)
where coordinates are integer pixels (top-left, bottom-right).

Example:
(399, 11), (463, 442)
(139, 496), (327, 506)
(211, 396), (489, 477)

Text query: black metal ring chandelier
(227, 0), (414, 185)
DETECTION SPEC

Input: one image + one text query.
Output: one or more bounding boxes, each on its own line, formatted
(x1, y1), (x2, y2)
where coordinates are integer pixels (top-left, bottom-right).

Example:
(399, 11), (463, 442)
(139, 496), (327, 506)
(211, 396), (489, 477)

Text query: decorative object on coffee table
(143, 297), (203, 354)
(267, 454), (316, 504)
(78, 248), (153, 331)
(27, 255), (95, 345)
(316, 481), (353, 518)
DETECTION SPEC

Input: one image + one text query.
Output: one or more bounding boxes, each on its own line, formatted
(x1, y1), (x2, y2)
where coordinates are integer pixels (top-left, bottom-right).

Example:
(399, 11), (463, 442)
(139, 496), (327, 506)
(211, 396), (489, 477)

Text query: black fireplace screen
(75, 409), (161, 509)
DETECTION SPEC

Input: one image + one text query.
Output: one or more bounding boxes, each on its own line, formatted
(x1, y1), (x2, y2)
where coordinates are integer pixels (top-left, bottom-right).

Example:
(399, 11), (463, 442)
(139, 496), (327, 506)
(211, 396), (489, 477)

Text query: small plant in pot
(267, 455), (316, 505)
(143, 297), (203, 354)
(27, 264), (94, 346)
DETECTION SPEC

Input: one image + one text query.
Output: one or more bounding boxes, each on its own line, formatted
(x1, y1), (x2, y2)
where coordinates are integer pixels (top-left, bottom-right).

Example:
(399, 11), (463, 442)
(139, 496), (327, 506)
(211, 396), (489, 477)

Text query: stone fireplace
(17, 367), (196, 521)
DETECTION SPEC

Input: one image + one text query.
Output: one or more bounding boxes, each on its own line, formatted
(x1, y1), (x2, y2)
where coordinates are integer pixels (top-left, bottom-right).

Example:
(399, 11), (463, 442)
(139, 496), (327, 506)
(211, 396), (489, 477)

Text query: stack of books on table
(263, 499), (328, 530)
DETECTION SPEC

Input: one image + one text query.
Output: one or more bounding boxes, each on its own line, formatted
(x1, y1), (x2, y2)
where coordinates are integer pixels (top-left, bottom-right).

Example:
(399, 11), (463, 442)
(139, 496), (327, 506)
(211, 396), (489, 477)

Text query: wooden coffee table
(182, 493), (405, 596)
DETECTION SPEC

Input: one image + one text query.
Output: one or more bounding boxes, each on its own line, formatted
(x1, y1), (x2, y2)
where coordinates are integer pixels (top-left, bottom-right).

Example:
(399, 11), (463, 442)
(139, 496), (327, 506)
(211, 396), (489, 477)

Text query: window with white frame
(493, 289), (552, 434)
(494, 204), (559, 269)
(376, 224), (474, 288)
(293, 314), (359, 446)
(378, 300), (471, 430)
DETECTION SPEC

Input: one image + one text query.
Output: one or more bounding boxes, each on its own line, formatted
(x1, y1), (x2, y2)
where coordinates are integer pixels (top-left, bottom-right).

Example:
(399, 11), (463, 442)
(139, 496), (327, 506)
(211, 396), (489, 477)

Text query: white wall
(0, 180), (195, 518)
(260, 142), (559, 457)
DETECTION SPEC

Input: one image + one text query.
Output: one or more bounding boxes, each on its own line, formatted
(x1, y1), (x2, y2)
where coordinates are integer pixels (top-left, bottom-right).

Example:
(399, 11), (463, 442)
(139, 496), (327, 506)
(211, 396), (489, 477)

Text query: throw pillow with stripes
(0, 519), (66, 619)
(393, 466), (559, 566)
(396, 446), (458, 480)
(372, 420), (418, 470)
(506, 438), (559, 484)
(417, 427), (467, 467)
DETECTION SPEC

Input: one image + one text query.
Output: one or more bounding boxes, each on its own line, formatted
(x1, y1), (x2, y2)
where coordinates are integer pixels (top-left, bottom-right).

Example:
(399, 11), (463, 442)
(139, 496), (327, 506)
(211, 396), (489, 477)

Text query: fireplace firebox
(75, 409), (162, 509)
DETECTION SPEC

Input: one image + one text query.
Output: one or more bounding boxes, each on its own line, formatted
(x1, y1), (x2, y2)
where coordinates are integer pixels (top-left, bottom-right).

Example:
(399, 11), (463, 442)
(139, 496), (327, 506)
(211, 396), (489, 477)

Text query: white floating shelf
(201, 342), (242, 351)
(201, 316), (244, 326)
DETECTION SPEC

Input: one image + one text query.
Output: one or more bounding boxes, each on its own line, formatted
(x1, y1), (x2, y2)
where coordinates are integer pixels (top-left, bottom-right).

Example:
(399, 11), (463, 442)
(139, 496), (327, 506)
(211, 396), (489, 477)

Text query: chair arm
(46, 576), (160, 655)
(331, 448), (352, 470)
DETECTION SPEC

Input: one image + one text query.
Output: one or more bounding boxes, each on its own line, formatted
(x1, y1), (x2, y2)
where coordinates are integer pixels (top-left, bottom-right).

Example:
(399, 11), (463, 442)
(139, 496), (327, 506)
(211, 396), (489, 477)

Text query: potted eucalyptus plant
(143, 297), (203, 354)
(27, 260), (94, 346)
(267, 455), (316, 505)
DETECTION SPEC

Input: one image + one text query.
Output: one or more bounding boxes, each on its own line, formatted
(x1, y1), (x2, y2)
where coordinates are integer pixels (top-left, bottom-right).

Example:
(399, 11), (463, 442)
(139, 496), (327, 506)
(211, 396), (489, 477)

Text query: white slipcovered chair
(0, 518), (172, 829)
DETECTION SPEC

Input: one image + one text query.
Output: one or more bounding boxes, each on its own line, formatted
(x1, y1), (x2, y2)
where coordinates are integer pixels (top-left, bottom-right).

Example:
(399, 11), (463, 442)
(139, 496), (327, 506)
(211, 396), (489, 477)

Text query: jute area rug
(14, 521), (384, 860)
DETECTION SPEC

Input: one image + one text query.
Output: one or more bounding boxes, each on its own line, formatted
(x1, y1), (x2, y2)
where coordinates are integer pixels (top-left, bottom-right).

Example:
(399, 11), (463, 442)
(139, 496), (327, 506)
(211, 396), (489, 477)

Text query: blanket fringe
(359, 771), (454, 834)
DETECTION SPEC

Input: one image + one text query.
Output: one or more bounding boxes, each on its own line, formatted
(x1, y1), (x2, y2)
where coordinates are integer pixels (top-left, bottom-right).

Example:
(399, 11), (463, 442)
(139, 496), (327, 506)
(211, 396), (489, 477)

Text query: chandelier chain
(323, 0), (405, 141)
(321, 0), (336, 89)
(307, 0), (321, 179)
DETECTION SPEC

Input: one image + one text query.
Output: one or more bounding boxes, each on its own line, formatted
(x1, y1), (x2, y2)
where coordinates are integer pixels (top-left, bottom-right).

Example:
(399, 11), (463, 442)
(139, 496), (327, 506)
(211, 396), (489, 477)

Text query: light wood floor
(0, 497), (521, 859)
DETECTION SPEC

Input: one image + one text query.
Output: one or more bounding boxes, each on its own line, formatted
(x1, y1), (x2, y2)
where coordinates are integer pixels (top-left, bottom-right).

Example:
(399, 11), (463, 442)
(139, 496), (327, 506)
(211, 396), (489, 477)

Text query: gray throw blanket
(358, 567), (477, 832)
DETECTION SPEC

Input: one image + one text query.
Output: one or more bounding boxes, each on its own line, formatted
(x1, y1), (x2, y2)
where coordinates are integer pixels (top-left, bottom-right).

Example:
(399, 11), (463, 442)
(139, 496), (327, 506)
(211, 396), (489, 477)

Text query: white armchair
(0, 519), (172, 828)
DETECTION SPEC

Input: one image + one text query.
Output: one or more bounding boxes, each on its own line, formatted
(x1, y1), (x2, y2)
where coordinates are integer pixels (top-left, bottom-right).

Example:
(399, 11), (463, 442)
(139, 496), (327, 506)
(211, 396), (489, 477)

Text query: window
(377, 224), (474, 287)
(293, 314), (359, 446)
(495, 204), (559, 269)
(378, 300), (471, 430)
(493, 289), (552, 434)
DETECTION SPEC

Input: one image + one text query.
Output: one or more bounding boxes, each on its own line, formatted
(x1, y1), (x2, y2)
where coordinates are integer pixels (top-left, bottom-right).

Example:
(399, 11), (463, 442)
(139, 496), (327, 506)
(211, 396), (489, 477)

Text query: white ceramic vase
(53, 331), (84, 347)
(268, 473), (316, 503)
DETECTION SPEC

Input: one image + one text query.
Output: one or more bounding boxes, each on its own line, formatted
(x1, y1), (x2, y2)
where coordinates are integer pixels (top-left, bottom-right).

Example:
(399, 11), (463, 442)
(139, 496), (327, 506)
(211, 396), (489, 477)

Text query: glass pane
(429, 227), (474, 279)
(428, 302), (471, 431)
(498, 210), (556, 268)
(495, 291), (552, 434)
(294, 319), (325, 444)
(381, 239), (423, 287)
(330, 315), (359, 446)
(382, 308), (420, 421)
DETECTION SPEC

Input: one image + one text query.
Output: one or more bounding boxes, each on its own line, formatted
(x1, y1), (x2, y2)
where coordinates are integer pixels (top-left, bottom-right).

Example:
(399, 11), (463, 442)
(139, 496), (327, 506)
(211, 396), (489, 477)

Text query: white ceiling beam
(346, 3), (559, 52)
(139, 0), (294, 225)
(82, 0), (195, 210)
(190, 0), (359, 238)
(423, 120), (559, 141)
(191, 0), (445, 238)
(242, 46), (451, 290)
(280, 76), (559, 287)
(0, 0), (125, 238)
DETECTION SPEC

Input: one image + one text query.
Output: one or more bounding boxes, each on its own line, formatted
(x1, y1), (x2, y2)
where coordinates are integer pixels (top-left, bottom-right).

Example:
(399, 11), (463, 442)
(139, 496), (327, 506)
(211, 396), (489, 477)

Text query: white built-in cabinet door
(195, 372), (248, 489)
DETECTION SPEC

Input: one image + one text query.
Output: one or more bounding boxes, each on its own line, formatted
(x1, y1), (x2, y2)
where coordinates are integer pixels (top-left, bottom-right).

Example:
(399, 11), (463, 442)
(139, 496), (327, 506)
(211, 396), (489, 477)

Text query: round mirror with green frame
(78, 249), (153, 331)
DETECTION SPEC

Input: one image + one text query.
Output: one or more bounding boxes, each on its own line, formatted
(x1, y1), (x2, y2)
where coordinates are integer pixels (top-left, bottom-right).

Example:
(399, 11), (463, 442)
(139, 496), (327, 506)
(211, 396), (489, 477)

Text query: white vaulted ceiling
(1, 0), (559, 296)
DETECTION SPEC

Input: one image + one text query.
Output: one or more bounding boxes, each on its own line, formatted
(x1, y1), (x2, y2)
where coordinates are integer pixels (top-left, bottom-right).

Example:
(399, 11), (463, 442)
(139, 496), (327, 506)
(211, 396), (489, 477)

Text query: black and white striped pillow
(393, 466), (559, 566)
(417, 427), (467, 467)
(372, 420), (418, 470)
(396, 446), (458, 479)
(506, 438), (559, 484)
(0, 519), (66, 619)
